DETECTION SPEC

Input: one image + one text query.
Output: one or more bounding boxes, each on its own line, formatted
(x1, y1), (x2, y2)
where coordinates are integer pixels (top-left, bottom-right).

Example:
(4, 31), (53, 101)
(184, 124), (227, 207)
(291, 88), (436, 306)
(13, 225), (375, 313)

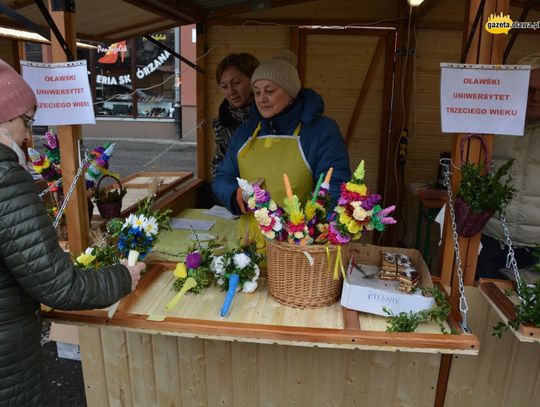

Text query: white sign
(21, 60), (95, 125)
(440, 63), (530, 136)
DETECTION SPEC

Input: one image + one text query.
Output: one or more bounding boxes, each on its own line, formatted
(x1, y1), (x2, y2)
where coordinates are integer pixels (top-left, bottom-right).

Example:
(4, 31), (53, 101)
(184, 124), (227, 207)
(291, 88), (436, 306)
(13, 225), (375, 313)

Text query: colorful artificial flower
(282, 174), (311, 245)
(238, 178), (286, 241)
(166, 239), (220, 310)
(327, 160), (396, 245)
(28, 147), (61, 183)
(85, 143), (116, 190)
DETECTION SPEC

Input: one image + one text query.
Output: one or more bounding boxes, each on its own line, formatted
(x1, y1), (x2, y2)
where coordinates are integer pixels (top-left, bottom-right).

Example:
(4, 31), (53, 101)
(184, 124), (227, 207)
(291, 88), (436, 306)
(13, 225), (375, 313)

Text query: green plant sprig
(137, 193), (172, 231)
(173, 239), (221, 294)
(384, 286), (454, 334)
(492, 279), (540, 338)
(94, 186), (127, 204)
(457, 158), (516, 214)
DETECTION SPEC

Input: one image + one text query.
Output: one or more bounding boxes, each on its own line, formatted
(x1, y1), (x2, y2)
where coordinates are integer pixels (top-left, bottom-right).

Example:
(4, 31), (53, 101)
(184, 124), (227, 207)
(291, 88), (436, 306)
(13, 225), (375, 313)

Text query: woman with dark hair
(211, 52), (260, 176)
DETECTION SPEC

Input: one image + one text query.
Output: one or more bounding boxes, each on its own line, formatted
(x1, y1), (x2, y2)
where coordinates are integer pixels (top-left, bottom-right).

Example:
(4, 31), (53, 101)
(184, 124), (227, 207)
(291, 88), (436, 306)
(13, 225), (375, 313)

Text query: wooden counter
(43, 210), (540, 407)
(43, 284), (540, 407)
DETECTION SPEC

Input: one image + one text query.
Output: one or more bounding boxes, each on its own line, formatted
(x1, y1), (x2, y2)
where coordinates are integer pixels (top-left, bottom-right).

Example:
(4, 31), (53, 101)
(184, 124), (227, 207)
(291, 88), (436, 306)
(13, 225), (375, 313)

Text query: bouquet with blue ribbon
(211, 242), (263, 317)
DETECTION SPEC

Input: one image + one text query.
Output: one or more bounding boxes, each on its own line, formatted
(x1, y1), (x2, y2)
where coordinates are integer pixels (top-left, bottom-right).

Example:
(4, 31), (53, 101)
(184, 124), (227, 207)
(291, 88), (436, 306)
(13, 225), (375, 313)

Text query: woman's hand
(121, 259), (146, 291)
(236, 187), (248, 214)
(236, 178), (265, 214)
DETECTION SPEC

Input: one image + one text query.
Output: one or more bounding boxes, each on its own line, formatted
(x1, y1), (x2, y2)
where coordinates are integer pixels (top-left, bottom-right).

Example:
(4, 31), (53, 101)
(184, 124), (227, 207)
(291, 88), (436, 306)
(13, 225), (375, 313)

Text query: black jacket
(0, 143), (131, 406)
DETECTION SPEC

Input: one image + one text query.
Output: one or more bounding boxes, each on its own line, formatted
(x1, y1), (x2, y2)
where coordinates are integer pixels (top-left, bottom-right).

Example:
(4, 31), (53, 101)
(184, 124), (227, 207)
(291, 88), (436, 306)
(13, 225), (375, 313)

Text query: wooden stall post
(48, 0), (89, 254)
(435, 1), (508, 406)
(439, 0), (508, 296)
(196, 23), (208, 181)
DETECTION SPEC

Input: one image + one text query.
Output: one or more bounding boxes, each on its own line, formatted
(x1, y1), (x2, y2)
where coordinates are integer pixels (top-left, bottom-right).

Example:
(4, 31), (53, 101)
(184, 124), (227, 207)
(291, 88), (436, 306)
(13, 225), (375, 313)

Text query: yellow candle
(283, 173), (293, 198)
(324, 167), (334, 185)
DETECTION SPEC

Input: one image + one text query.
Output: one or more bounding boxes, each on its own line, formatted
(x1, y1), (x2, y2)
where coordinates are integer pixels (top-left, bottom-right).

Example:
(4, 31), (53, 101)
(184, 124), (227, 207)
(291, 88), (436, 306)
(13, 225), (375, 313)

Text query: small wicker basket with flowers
(238, 161), (396, 308)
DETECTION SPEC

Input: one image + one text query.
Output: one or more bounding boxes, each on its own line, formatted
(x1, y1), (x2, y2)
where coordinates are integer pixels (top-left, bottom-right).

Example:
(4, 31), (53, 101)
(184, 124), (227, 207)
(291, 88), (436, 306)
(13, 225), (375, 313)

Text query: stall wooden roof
(1, 0), (537, 43)
(0, 0), (317, 42)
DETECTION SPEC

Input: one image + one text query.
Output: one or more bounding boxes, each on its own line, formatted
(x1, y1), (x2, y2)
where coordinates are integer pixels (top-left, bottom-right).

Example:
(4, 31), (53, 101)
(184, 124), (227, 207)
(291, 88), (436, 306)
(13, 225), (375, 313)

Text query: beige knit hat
(0, 59), (37, 123)
(516, 53), (540, 70)
(251, 50), (301, 99)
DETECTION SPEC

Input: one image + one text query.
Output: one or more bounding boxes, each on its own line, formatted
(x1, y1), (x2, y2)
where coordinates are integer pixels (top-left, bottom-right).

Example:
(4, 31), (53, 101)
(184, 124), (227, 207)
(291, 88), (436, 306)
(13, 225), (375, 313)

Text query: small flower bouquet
(165, 239), (220, 310)
(327, 161), (397, 245)
(116, 194), (172, 266)
(240, 178), (285, 241)
(84, 143), (117, 190)
(211, 241), (263, 317)
(74, 245), (119, 270)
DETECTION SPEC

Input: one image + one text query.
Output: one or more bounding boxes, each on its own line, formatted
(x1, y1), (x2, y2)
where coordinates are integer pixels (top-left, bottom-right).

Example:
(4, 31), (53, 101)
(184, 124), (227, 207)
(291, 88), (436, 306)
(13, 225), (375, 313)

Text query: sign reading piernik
(440, 63), (530, 136)
(21, 60), (95, 126)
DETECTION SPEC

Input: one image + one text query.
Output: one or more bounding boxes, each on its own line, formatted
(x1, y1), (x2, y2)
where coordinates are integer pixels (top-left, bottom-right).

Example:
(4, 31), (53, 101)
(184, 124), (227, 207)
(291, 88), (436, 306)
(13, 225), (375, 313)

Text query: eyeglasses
(528, 86), (540, 96)
(19, 114), (35, 129)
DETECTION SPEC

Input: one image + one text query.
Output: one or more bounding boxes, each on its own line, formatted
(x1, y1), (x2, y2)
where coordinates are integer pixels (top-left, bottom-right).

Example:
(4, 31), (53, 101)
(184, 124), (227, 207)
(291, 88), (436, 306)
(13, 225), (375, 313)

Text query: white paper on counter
(204, 205), (239, 220)
(171, 218), (215, 231)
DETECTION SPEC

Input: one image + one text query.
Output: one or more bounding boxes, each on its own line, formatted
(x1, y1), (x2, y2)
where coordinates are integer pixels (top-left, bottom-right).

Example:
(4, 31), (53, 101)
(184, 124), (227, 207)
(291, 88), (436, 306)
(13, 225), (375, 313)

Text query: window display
(134, 30), (175, 118)
(94, 40), (133, 117)
(24, 29), (179, 120)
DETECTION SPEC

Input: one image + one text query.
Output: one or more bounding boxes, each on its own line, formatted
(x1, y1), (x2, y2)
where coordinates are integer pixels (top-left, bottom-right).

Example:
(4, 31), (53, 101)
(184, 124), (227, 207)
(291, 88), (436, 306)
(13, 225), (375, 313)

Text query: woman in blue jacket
(212, 50), (350, 219)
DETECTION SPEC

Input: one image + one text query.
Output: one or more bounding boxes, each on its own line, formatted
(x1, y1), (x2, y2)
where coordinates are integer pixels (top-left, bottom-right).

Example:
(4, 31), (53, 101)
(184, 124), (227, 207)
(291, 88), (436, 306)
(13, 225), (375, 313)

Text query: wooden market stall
(1, 0), (540, 406)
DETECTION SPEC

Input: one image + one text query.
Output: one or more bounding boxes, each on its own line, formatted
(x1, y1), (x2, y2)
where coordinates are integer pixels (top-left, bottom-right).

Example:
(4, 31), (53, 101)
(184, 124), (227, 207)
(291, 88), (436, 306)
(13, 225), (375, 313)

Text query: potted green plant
(493, 279), (540, 338)
(455, 136), (516, 237)
(94, 175), (127, 219)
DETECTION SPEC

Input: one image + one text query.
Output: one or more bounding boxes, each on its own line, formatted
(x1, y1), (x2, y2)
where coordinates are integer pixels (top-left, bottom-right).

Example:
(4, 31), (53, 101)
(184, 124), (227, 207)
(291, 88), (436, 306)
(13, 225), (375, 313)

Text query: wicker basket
(455, 134), (495, 237)
(266, 240), (349, 308)
(455, 196), (494, 237)
(95, 175), (124, 219)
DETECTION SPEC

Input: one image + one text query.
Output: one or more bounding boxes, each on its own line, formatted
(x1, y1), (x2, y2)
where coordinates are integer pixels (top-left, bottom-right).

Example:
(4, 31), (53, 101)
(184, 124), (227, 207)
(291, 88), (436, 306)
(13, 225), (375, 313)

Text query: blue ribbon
(220, 274), (239, 317)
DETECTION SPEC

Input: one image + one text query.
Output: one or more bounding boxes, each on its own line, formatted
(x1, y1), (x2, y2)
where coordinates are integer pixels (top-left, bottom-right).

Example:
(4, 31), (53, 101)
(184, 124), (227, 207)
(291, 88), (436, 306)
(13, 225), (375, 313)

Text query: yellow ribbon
(165, 277), (197, 310)
(332, 245), (346, 281)
(326, 245), (334, 278)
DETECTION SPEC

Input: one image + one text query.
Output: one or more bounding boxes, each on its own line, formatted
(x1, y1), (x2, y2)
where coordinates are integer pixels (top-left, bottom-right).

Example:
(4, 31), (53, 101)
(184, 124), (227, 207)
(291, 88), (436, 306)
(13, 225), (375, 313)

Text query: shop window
(94, 40), (133, 117)
(134, 30), (175, 118)
(24, 29), (178, 120)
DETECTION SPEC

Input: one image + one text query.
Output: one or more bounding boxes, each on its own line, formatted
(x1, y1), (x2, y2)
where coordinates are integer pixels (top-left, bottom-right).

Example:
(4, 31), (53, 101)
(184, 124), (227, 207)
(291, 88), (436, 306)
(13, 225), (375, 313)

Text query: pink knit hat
(0, 59), (37, 123)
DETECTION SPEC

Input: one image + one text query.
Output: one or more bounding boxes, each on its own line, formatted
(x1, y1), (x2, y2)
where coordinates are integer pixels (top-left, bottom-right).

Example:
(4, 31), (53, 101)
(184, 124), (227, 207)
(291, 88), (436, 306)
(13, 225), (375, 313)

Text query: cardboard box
(341, 244), (435, 316)
(49, 323), (81, 361)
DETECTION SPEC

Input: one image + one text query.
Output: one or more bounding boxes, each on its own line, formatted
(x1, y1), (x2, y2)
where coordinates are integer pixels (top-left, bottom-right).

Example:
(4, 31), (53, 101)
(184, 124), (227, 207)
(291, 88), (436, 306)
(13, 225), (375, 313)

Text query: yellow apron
(237, 122), (314, 246)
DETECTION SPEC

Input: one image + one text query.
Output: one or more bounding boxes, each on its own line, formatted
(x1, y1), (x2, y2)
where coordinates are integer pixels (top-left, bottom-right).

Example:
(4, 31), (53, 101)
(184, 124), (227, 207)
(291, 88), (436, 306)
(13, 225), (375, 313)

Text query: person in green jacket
(0, 59), (145, 406)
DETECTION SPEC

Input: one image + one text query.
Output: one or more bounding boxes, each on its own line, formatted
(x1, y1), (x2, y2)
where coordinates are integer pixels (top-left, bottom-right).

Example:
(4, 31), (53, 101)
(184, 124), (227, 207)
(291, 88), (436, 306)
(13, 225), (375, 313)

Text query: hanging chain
(500, 213), (524, 301)
(440, 158), (470, 333)
(52, 153), (91, 228)
(38, 178), (62, 199)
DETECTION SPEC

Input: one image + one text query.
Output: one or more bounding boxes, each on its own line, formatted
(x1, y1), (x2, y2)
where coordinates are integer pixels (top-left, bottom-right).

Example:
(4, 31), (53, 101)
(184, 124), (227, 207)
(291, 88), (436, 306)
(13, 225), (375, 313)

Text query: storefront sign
(96, 50), (171, 86)
(21, 60), (95, 125)
(440, 63), (529, 136)
(98, 40), (127, 64)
